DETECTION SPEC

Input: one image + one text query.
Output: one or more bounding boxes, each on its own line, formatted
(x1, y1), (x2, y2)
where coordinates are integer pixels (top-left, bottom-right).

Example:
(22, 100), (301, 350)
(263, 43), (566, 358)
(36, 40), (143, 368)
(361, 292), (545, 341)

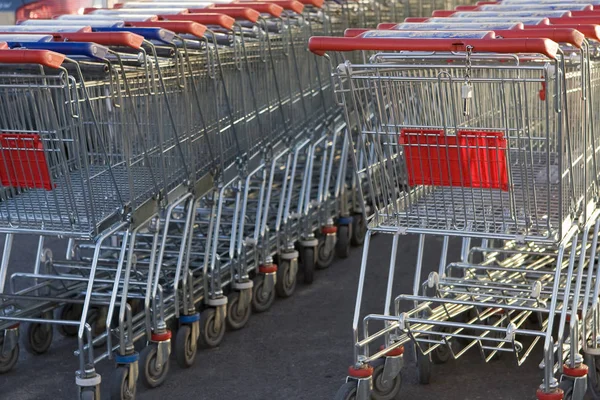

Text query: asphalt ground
(0, 233), (562, 400)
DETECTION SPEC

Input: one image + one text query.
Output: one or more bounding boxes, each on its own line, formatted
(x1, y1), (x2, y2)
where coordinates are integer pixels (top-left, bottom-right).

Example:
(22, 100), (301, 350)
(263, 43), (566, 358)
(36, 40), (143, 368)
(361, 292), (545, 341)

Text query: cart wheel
(140, 343), (169, 388)
(175, 325), (196, 368)
(0, 337), (18, 374)
(302, 247), (316, 284)
(275, 259), (297, 298)
(559, 380), (573, 400)
(351, 214), (366, 247)
(336, 225), (351, 259)
(57, 303), (82, 337)
(22, 316), (53, 355)
(416, 347), (431, 384)
(198, 308), (225, 349)
(431, 326), (452, 365)
(80, 389), (96, 400)
(226, 292), (251, 330)
(371, 358), (402, 400)
(252, 276), (275, 313)
(586, 353), (600, 399)
(316, 237), (335, 269)
(111, 366), (136, 400)
(334, 381), (358, 400)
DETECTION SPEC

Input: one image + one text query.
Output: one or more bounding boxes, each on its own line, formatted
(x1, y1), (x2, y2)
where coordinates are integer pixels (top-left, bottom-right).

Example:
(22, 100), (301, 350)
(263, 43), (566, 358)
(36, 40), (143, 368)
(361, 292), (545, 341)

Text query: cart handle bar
(524, 24), (600, 42)
(207, 3), (284, 18)
(308, 37), (559, 59)
(169, 8), (260, 23)
(130, 21), (207, 38)
(341, 28), (583, 47)
(59, 32), (144, 49)
(235, 1), (305, 14)
(160, 13), (236, 29)
(249, 0), (321, 8)
(0, 49), (65, 68)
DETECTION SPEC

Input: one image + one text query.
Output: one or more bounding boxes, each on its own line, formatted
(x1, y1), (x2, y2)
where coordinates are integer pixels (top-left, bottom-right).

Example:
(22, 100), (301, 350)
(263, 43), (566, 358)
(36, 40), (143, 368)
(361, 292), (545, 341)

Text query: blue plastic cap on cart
(338, 216), (353, 225)
(0, 35), (54, 43)
(8, 42), (110, 61)
(179, 313), (200, 324)
(115, 352), (139, 365)
(94, 27), (176, 44)
(20, 19), (127, 28)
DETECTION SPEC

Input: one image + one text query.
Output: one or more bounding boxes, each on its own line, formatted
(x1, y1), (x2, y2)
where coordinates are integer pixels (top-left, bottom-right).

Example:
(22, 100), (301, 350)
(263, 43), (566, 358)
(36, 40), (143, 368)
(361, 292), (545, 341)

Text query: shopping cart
(311, 18), (600, 399)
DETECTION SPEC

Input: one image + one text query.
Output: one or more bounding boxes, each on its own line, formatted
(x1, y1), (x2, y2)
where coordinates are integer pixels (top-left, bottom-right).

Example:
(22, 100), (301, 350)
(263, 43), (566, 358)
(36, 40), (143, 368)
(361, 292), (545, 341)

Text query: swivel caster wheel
(275, 259), (297, 298)
(198, 308), (225, 349)
(22, 316), (53, 355)
(559, 380), (573, 400)
(431, 326), (453, 365)
(226, 292), (251, 330)
(316, 237), (335, 270)
(586, 353), (600, 399)
(57, 303), (82, 337)
(371, 358), (402, 400)
(351, 214), (366, 247)
(79, 388), (97, 400)
(416, 347), (431, 384)
(301, 246), (316, 284)
(140, 343), (169, 388)
(334, 381), (358, 400)
(252, 275), (275, 313)
(111, 366), (136, 400)
(0, 337), (18, 374)
(175, 325), (197, 368)
(336, 225), (351, 259)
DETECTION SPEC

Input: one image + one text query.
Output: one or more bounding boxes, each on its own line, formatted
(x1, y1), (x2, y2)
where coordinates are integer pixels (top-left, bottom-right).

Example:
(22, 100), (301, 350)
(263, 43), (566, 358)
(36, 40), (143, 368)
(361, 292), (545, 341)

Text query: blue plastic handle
(94, 27), (175, 44)
(7, 42), (110, 60)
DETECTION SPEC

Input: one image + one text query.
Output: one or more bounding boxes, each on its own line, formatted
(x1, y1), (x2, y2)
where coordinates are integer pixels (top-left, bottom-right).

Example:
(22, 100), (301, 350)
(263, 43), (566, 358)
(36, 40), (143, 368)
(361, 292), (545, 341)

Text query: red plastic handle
(431, 10), (455, 17)
(344, 28), (368, 37)
(0, 49), (65, 68)
(308, 37), (559, 59)
(571, 10), (600, 17)
(131, 21), (207, 38)
(495, 28), (584, 48)
(377, 23), (396, 30)
(455, 5), (478, 11)
(259, 1), (304, 14)
(188, 8), (260, 23)
(59, 32), (144, 49)
(208, 3), (284, 17)
(291, 0), (322, 8)
(404, 17), (428, 22)
(550, 17), (600, 25)
(160, 13), (236, 30)
(526, 24), (600, 42)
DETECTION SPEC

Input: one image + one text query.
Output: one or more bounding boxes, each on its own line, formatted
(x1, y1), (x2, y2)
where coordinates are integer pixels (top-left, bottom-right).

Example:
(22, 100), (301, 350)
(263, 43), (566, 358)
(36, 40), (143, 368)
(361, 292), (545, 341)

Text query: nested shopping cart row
(310, 3), (600, 400)
(0, 0), (435, 399)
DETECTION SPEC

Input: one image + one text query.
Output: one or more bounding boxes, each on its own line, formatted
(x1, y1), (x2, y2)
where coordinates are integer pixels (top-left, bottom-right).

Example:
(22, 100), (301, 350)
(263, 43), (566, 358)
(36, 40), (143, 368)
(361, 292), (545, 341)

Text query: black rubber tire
(252, 277), (275, 313)
(226, 292), (251, 330)
(585, 353), (600, 399)
(302, 247), (315, 284)
(416, 346), (431, 385)
(351, 214), (366, 247)
(316, 238), (335, 269)
(22, 318), (53, 355)
(110, 366), (135, 400)
(175, 325), (196, 368)
(80, 389), (96, 400)
(57, 303), (82, 337)
(559, 379), (574, 400)
(0, 338), (18, 374)
(139, 344), (169, 389)
(198, 308), (225, 349)
(336, 225), (351, 259)
(334, 381), (358, 400)
(371, 358), (402, 400)
(275, 259), (297, 298)
(431, 327), (452, 365)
